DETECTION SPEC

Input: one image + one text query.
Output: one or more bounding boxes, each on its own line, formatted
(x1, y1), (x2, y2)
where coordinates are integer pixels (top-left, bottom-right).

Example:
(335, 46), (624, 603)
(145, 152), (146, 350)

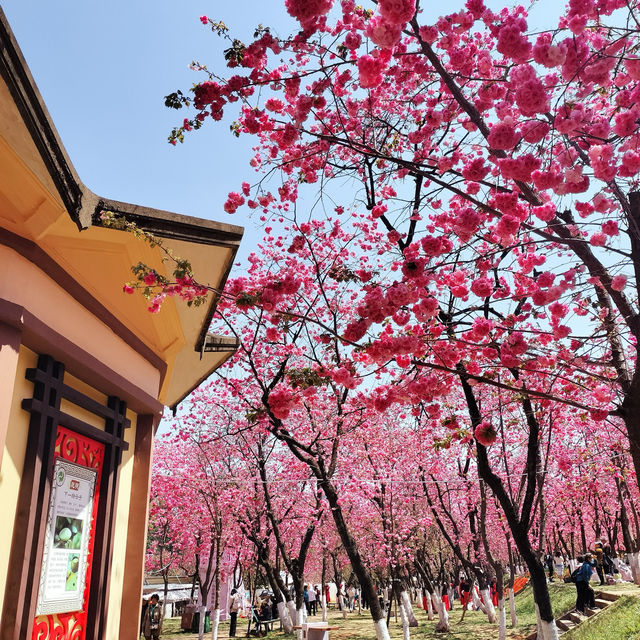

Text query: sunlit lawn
(159, 582), (640, 639)
(563, 595), (640, 640)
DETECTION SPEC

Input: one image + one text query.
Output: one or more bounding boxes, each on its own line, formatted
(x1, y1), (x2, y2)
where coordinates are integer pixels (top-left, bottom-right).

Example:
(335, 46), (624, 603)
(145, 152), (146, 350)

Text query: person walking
(308, 583), (317, 615)
(575, 554), (596, 613)
(544, 552), (554, 582)
(553, 551), (564, 581)
(459, 575), (471, 622)
(228, 588), (241, 637)
(346, 585), (355, 612)
(593, 542), (605, 585)
(489, 577), (498, 608)
(141, 593), (162, 640)
(304, 585), (310, 615)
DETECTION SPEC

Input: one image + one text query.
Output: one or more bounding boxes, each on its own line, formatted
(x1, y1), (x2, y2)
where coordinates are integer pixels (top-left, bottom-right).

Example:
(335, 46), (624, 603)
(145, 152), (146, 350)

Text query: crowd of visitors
(140, 543), (638, 638)
(541, 543), (632, 614)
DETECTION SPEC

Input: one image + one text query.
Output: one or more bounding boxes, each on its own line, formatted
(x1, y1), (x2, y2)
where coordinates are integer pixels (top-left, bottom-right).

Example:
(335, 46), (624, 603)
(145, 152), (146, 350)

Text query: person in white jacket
(228, 589), (241, 637)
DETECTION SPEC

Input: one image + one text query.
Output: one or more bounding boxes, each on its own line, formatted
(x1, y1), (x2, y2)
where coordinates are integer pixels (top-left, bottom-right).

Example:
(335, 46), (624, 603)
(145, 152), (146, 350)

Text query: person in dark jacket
(140, 597), (148, 636)
(544, 552), (554, 582)
(304, 585), (310, 614)
(259, 597), (272, 621)
(602, 545), (615, 580)
(575, 554), (596, 613)
(141, 593), (162, 640)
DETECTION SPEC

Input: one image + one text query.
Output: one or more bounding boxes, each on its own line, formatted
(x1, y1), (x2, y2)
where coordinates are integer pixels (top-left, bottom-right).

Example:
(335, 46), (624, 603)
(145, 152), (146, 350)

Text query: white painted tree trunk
(497, 598), (506, 640)
(277, 601), (294, 634)
(479, 588), (496, 623)
(296, 607), (306, 640)
(400, 591), (418, 627)
(432, 591), (450, 632)
(210, 608), (220, 640)
(628, 552), (640, 585)
(535, 603), (559, 640)
(509, 588), (517, 627)
(472, 588), (487, 615)
(373, 618), (392, 640)
(539, 619), (560, 640)
(286, 600), (297, 625)
(321, 595), (327, 622)
(198, 605), (206, 640)
(398, 599), (411, 640)
(426, 591), (434, 621)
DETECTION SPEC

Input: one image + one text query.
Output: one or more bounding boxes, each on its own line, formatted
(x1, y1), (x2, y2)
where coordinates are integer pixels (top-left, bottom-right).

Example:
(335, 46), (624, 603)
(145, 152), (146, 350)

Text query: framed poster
(35, 459), (98, 615)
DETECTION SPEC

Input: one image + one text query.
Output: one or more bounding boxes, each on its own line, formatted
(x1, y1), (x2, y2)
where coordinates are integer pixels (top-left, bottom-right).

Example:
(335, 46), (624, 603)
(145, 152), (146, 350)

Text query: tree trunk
(210, 609), (220, 640)
(506, 540), (518, 627)
(535, 602), (559, 640)
(287, 600), (298, 629)
(498, 597), (507, 640)
(628, 552), (640, 585)
(619, 360), (640, 503)
(277, 601), (294, 634)
(614, 472), (640, 584)
(321, 554), (328, 622)
(263, 561), (294, 632)
(199, 604), (207, 640)
(191, 570), (198, 601)
(579, 516), (587, 553)
(467, 378), (556, 633)
(425, 588), (434, 620)
(400, 590), (418, 627)
(472, 587), (488, 617)
(321, 478), (390, 639)
(509, 588), (517, 628)
(432, 588), (450, 633)
(273, 569), (296, 626)
(163, 575), (170, 620)
(211, 537), (222, 640)
(397, 593), (411, 640)
(338, 593), (348, 619)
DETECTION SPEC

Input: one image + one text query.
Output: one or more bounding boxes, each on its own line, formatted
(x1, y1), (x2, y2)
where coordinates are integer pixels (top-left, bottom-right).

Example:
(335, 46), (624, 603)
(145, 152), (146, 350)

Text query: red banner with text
(32, 426), (104, 640)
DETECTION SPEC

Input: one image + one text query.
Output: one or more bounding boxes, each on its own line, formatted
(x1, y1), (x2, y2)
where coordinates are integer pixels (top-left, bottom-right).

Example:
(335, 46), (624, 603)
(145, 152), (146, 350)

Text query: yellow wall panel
(0, 345), (37, 608)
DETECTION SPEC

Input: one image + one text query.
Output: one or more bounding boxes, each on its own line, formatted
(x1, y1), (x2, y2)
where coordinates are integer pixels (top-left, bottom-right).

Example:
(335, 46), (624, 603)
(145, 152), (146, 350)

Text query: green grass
(511, 582), (577, 630)
(157, 583), (640, 639)
(563, 595), (640, 640)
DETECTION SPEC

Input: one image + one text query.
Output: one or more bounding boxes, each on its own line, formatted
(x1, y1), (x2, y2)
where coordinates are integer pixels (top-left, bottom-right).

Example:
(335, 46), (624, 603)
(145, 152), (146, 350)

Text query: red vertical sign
(32, 426), (104, 640)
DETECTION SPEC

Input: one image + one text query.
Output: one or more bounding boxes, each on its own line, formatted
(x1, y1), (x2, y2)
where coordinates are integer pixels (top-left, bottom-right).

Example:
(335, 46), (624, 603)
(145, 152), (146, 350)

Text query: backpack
(568, 567), (580, 583)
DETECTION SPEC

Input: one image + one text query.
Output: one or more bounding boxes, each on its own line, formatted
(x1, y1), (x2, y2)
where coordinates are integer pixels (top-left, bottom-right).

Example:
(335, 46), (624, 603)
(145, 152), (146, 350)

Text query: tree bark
(458, 370), (557, 632)
(321, 478), (390, 638)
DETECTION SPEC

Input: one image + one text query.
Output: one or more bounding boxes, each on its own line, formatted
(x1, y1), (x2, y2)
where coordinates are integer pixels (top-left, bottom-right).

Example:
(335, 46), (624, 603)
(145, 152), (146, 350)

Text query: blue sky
(1, 1), (300, 264)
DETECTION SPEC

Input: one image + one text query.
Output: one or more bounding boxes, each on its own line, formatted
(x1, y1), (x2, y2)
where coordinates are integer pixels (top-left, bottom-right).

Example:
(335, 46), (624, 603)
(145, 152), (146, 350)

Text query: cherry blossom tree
(161, 0), (640, 475)
(130, 2), (640, 638)
(152, 431), (238, 640)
